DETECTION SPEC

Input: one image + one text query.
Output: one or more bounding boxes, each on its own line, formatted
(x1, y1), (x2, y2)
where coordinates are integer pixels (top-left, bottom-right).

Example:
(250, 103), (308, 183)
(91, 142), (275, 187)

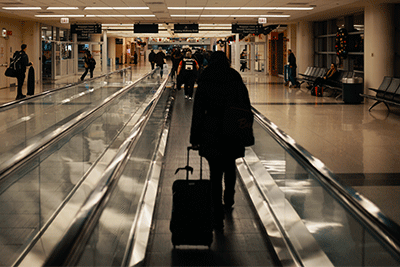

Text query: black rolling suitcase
(27, 66), (35, 96)
(170, 146), (213, 248)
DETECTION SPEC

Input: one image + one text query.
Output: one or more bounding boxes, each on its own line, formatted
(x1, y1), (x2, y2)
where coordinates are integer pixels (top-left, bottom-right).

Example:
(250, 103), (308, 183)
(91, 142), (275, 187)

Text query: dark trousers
(178, 73), (196, 97)
(81, 68), (93, 80)
(157, 64), (164, 77)
(289, 66), (299, 86)
(206, 157), (237, 221)
(150, 62), (155, 70)
(17, 73), (26, 97)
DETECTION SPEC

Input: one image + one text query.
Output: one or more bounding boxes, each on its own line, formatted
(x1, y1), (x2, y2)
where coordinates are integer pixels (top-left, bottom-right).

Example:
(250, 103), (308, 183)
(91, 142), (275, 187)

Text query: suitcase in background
(27, 66), (35, 96)
(170, 146), (213, 248)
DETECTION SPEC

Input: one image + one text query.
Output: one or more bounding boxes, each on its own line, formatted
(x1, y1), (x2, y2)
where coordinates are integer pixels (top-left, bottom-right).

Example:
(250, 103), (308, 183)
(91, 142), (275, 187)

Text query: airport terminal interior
(1, 0), (400, 266)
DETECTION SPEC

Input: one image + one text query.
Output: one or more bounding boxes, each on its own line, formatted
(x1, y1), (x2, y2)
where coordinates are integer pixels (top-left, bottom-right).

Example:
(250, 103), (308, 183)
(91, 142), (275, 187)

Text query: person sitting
(313, 63), (339, 88)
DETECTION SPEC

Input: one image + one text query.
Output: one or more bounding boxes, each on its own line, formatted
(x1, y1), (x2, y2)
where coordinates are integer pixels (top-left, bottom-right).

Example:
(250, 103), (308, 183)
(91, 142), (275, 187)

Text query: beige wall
(0, 17), (40, 89)
(364, 3), (395, 94)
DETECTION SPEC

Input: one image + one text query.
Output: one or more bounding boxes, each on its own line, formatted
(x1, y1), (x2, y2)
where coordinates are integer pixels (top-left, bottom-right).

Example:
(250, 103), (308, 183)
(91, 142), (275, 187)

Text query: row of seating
(360, 76), (400, 112)
(298, 67), (354, 99)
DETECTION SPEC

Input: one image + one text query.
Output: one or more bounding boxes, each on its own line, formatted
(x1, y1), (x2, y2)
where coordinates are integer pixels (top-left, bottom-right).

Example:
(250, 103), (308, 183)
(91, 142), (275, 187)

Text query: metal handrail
(0, 67), (131, 110)
(0, 68), (153, 185)
(251, 106), (400, 259)
(43, 72), (170, 266)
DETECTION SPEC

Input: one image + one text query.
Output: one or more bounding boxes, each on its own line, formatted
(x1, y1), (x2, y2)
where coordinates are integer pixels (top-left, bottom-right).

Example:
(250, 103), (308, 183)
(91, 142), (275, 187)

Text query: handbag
(5, 67), (17, 77)
(223, 106), (254, 147)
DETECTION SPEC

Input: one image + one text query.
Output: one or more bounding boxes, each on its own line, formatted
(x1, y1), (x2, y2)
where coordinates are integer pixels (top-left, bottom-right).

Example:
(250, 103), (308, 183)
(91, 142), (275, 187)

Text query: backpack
(182, 58), (196, 73)
(5, 51), (23, 77)
(89, 56), (96, 68)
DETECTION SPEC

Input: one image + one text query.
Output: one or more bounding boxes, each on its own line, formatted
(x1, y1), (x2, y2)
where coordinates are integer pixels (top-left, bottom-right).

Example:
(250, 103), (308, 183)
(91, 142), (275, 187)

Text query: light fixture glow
(168, 7), (203, 10)
(204, 7), (240, 10)
(47, 7), (79, 10)
(35, 15), (85, 17)
(84, 7), (149, 10)
(2, 7), (42, 10)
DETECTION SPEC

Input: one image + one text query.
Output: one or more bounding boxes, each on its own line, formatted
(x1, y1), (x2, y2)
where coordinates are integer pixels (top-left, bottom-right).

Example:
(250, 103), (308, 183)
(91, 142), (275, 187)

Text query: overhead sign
(134, 24), (158, 33)
(174, 24), (199, 33)
(232, 24), (262, 34)
(71, 24), (102, 34)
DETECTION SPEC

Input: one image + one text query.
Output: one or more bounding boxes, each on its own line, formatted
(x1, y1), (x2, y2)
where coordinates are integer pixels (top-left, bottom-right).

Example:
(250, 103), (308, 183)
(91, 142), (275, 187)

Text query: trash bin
(342, 77), (363, 104)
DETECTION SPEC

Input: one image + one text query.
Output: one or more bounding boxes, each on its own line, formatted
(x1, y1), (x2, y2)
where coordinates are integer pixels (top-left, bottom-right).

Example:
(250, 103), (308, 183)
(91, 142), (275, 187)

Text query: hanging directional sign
(71, 24), (102, 34)
(174, 24), (199, 33)
(232, 24), (262, 34)
(134, 24), (158, 33)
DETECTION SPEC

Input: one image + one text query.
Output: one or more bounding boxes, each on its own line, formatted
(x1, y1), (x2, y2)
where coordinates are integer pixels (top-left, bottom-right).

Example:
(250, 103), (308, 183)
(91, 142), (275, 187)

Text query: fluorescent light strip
(241, 7), (313, 10)
(86, 15), (155, 17)
(47, 7), (79, 10)
(2, 7), (41, 10)
(35, 15), (85, 17)
(168, 6), (313, 10)
(102, 24), (133, 26)
(84, 7), (149, 10)
(172, 14), (290, 18)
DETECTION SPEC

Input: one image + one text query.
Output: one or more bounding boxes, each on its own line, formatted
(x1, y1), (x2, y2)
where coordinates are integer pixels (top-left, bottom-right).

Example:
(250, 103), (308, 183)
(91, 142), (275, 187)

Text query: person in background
(313, 63), (339, 88)
(240, 50), (247, 72)
(154, 47), (166, 77)
(15, 44), (32, 100)
(190, 51), (252, 230)
(171, 48), (183, 80)
(288, 49), (300, 88)
(177, 51), (199, 100)
(149, 49), (156, 70)
(132, 51), (138, 65)
(80, 50), (95, 81)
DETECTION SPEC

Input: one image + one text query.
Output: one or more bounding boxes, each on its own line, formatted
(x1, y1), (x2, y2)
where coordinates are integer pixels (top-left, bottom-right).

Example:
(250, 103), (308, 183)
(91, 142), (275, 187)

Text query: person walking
(171, 48), (183, 80)
(240, 50), (247, 72)
(288, 49), (300, 88)
(190, 51), (253, 230)
(177, 51), (199, 100)
(148, 49), (156, 70)
(14, 44), (32, 100)
(80, 50), (96, 81)
(132, 51), (138, 65)
(154, 47), (166, 77)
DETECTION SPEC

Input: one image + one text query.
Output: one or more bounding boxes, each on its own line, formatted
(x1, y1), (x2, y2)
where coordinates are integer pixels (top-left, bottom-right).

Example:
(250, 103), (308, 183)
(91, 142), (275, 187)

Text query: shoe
(15, 94), (26, 100)
(185, 95), (188, 99)
(188, 97), (192, 100)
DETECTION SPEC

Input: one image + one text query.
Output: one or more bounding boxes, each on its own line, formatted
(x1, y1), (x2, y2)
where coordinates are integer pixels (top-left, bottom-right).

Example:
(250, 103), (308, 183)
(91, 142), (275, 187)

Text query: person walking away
(240, 50), (247, 72)
(177, 51), (199, 100)
(133, 51), (138, 65)
(171, 48), (183, 80)
(154, 47), (166, 77)
(288, 49), (300, 88)
(190, 51), (253, 230)
(14, 44), (32, 100)
(80, 50), (96, 81)
(148, 50), (156, 70)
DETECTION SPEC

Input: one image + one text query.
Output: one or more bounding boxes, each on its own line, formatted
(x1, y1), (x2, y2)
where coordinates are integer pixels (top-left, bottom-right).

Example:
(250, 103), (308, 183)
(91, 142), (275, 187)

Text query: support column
(73, 33), (78, 74)
(108, 37), (116, 68)
(102, 30), (107, 73)
(91, 34), (101, 74)
(364, 2), (394, 94)
(234, 34), (240, 71)
(296, 21), (313, 74)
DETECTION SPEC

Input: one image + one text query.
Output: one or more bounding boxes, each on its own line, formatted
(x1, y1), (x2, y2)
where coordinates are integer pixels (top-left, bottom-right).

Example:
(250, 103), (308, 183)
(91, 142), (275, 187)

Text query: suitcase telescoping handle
(174, 146), (203, 180)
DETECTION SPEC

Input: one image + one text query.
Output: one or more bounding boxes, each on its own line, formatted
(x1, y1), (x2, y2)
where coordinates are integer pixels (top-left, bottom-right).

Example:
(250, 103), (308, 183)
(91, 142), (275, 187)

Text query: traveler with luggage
(177, 51), (199, 100)
(190, 51), (254, 230)
(8, 44), (32, 100)
(288, 49), (300, 88)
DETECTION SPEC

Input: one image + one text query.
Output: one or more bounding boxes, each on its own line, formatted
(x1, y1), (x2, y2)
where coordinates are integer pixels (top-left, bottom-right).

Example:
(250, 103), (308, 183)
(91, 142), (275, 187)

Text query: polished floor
(1, 61), (399, 230)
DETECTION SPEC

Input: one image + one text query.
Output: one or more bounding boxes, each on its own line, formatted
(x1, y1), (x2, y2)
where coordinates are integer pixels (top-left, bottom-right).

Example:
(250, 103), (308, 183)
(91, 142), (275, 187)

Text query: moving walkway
(0, 69), (399, 266)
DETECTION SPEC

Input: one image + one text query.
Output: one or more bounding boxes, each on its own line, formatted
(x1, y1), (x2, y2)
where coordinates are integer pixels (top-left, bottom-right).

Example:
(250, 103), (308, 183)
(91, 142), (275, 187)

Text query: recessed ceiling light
(2, 7), (42, 10)
(47, 7), (79, 10)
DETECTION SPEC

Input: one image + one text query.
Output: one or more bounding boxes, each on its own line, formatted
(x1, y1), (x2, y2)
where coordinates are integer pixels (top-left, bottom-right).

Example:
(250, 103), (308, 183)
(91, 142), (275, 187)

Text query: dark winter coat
(190, 65), (251, 160)
(148, 51), (155, 62)
(288, 53), (297, 68)
(15, 50), (31, 74)
(154, 51), (165, 66)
